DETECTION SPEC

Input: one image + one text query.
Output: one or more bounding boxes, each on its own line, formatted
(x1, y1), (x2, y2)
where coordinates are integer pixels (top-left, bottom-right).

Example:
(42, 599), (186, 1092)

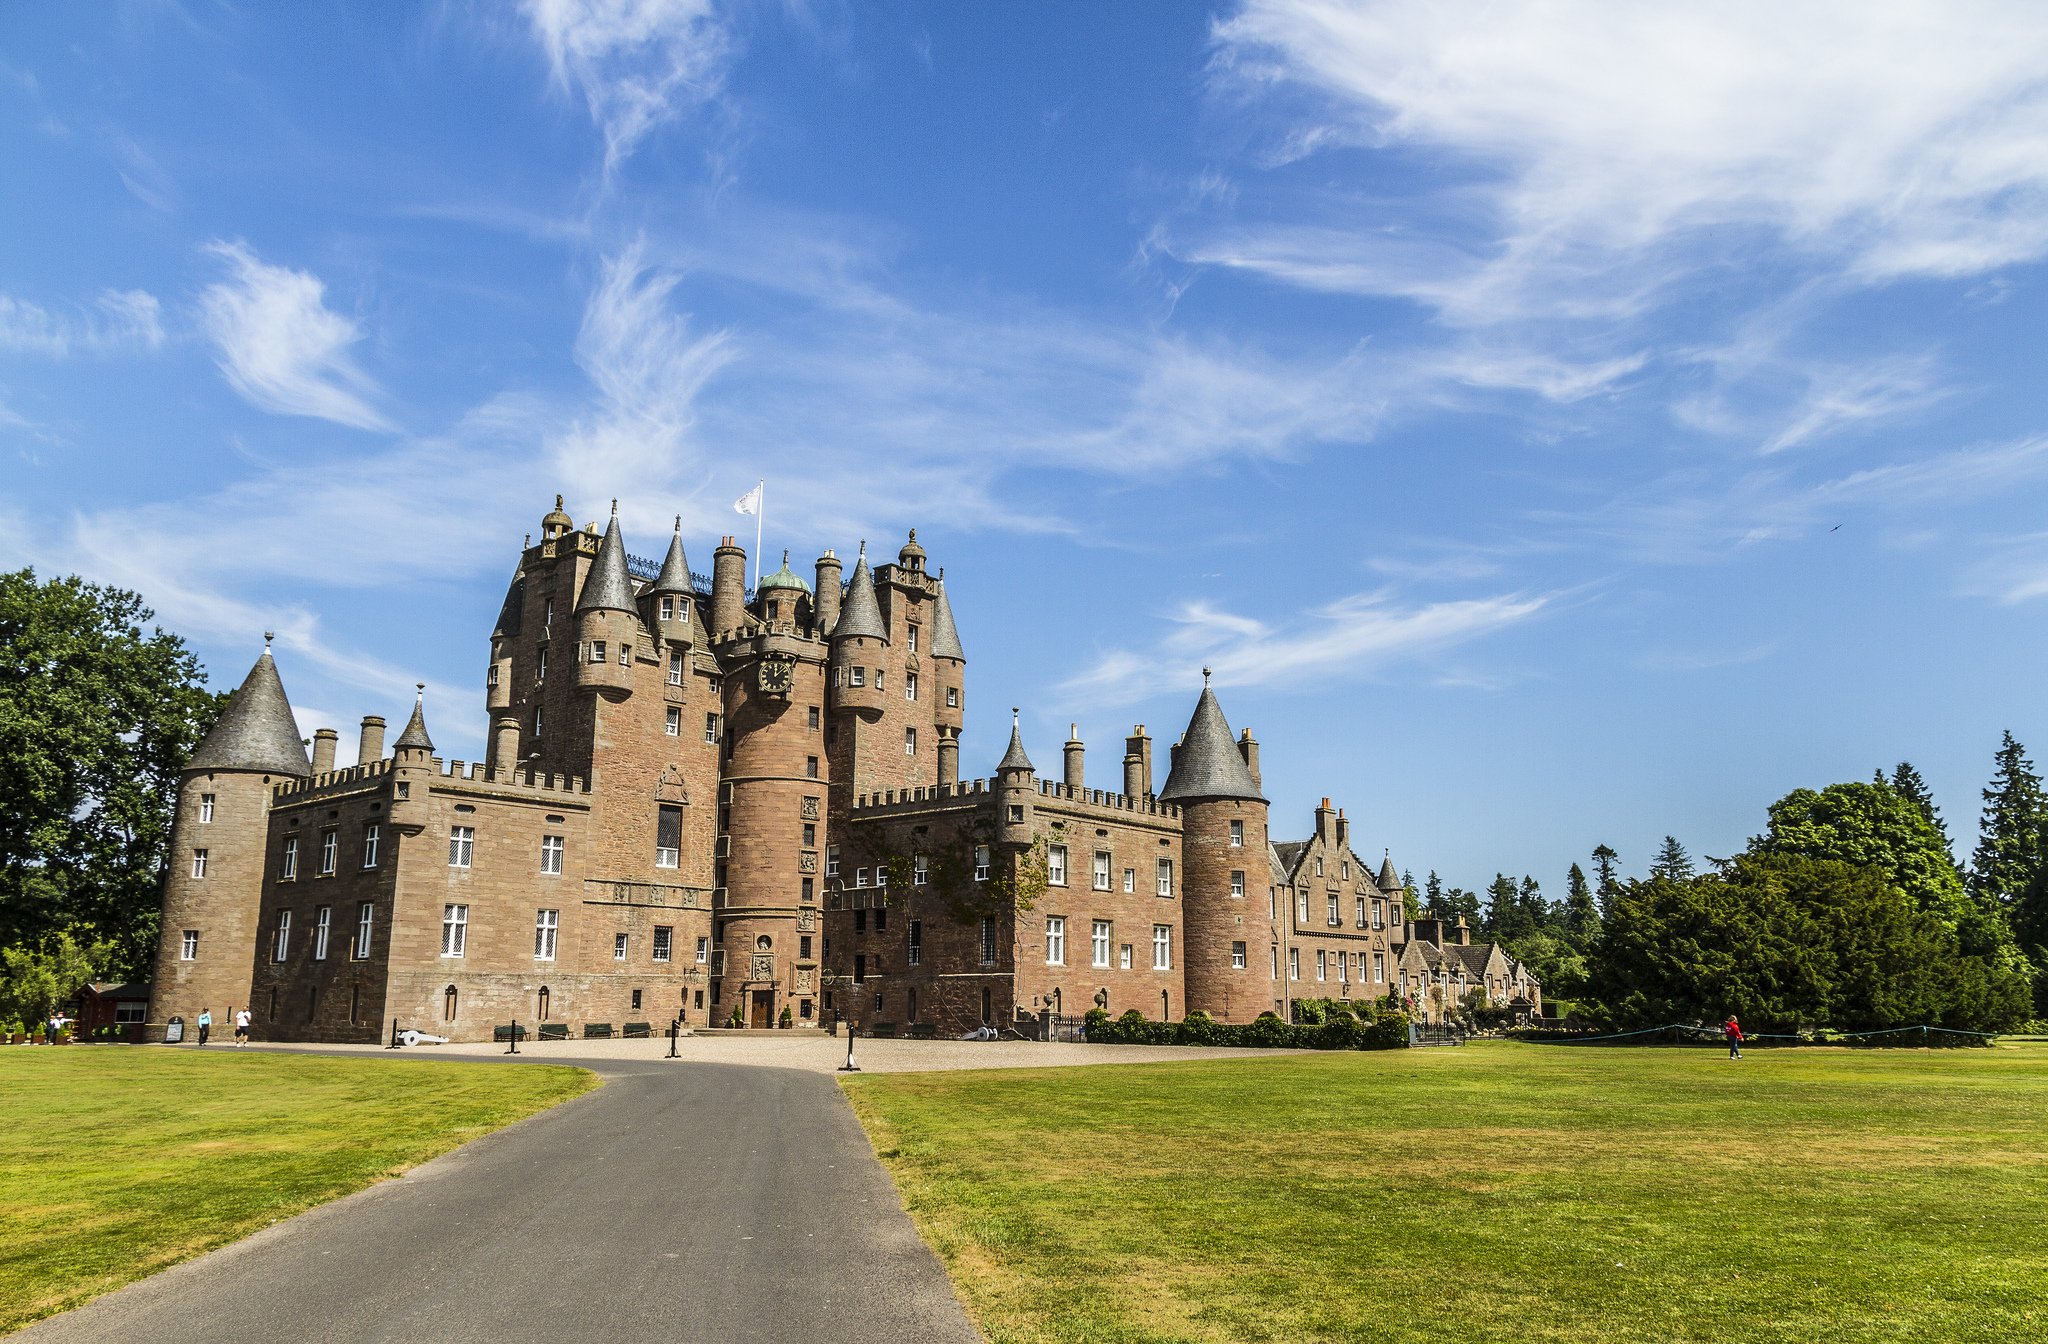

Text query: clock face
(758, 656), (794, 695)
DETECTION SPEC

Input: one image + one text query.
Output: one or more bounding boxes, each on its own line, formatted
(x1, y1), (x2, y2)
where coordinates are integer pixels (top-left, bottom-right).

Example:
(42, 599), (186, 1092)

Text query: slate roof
(832, 551), (887, 641)
(1274, 841), (1308, 878)
(1157, 686), (1266, 803)
(187, 648), (311, 777)
(576, 509), (638, 615)
(393, 691), (434, 752)
(1378, 855), (1400, 889)
(998, 715), (1035, 773)
(928, 578), (965, 660)
(649, 520), (693, 596)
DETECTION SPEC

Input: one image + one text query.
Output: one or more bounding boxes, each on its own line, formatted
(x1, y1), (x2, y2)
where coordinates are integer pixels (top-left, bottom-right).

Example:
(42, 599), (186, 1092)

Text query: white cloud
(0, 288), (164, 356)
(1060, 587), (1549, 704)
(525, 0), (729, 170)
(198, 240), (393, 432)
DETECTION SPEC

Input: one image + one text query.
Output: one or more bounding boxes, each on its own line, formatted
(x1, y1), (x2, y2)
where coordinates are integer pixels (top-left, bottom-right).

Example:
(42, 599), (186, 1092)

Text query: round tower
(995, 710), (1036, 849)
(828, 543), (887, 719)
(147, 638), (311, 1042)
(928, 573), (966, 785)
(813, 550), (843, 634)
(755, 550), (812, 628)
(1157, 671), (1268, 1023)
(574, 504), (638, 698)
(711, 536), (747, 635)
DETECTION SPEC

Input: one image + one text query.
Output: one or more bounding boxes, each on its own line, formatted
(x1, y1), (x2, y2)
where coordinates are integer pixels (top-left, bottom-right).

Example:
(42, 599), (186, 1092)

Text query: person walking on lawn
(233, 1005), (251, 1047)
(197, 1008), (212, 1046)
(1724, 1014), (1744, 1060)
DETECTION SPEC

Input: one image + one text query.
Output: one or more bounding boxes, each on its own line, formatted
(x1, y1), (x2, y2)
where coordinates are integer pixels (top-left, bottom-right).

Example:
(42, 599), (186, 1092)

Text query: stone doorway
(750, 990), (774, 1029)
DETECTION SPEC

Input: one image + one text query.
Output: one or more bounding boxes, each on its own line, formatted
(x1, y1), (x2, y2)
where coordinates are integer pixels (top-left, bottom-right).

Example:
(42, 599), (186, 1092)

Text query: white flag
(733, 483), (762, 516)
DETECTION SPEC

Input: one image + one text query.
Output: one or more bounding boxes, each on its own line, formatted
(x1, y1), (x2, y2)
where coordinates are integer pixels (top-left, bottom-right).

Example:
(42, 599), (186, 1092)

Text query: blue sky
(7, 1), (2048, 895)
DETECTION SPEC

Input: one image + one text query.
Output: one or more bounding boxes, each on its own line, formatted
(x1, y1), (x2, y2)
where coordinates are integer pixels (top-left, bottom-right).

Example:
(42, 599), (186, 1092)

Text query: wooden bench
(869, 1022), (897, 1039)
(908, 1022), (937, 1040)
(583, 1023), (614, 1040)
(538, 1023), (567, 1041)
(492, 1024), (529, 1042)
(622, 1022), (651, 1038)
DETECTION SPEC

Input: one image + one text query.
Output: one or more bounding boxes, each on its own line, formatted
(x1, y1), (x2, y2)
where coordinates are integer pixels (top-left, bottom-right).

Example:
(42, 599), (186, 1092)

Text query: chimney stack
(311, 728), (337, 774)
(1238, 728), (1260, 788)
(358, 715), (386, 764)
(1124, 724), (1152, 798)
(1064, 724), (1085, 790)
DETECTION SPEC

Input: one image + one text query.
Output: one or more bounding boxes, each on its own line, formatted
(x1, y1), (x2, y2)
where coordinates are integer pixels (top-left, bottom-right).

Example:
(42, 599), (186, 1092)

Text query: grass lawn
(845, 1041), (2048, 1344)
(0, 1047), (595, 1332)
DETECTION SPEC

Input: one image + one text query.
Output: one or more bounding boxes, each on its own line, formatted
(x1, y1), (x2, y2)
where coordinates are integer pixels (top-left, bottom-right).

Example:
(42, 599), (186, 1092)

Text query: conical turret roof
(998, 710), (1034, 773)
(576, 505), (637, 615)
(929, 577), (965, 660)
(393, 686), (434, 752)
(831, 546), (887, 641)
(650, 518), (693, 596)
(1158, 683), (1265, 803)
(1378, 854), (1400, 889)
(187, 644), (311, 777)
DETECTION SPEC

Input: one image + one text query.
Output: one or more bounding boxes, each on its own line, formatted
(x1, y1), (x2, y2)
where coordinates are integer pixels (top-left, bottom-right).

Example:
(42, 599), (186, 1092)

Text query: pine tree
(1650, 835), (1694, 882)
(1591, 844), (1622, 919)
(1484, 874), (1519, 938)
(1891, 762), (1948, 847)
(1565, 862), (1599, 946)
(1518, 875), (1547, 937)
(1970, 732), (2045, 917)
(1425, 870), (1444, 917)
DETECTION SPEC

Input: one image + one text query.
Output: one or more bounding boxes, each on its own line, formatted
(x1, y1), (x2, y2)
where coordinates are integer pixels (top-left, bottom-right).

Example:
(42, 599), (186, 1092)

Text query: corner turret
(1161, 671), (1269, 1022)
(649, 517), (695, 654)
(575, 504), (639, 697)
(829, 543), (887, 717)
(996, 708), (1035, 848)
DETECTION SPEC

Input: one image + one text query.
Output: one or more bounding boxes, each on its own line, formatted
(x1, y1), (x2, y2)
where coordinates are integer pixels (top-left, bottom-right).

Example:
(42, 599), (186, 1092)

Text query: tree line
(1419, 756), (2047, 1034)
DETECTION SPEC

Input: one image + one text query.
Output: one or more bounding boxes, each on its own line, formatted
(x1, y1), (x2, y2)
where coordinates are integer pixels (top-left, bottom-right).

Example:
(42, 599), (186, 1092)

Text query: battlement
(270, 756), (590, 804)
(270, 758), (393, 803)
(846, 777), (1180, 821)
(709, 621), (830, 649)
(1032, 777), (1180, 821)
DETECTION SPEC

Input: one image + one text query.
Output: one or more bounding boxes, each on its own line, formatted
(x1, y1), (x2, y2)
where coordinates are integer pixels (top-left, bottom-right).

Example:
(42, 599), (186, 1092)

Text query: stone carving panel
(749, 953), (775, 981)
(798, 851), (818, 873)
(795, 968), (814, 993)
(801, 795), (819, 821)
(798, 908), (816, 932)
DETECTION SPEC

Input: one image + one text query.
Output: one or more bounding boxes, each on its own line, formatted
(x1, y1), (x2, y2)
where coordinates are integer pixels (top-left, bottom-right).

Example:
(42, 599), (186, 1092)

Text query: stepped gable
(1158, 684), (1266, 803)
(997, 714), (1035, 773)
(928, 577), (965, 660)
(831, 546), (887, 641)
(392, 689), (434, 752)
(575, 505), (638, 615)
(650, 518), (693, 595)
(187, 644), (311, 777)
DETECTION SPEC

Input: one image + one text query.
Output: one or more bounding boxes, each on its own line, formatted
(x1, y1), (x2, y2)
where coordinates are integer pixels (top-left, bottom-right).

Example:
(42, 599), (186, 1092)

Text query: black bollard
(666, 1016), (680, 1059)
(505, 1018), (519, 1055)
(387, 1017), (401, 1050)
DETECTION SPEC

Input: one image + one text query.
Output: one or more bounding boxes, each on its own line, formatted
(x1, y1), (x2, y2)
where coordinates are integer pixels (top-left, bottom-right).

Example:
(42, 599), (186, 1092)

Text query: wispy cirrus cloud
(0, 288), (163, 357)
(525, 0), (730, 170)
(198, 240), (393, 432)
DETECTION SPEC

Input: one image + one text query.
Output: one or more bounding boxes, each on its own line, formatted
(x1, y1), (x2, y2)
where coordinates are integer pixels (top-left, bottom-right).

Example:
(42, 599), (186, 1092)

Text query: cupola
(541, 494), (574, 541)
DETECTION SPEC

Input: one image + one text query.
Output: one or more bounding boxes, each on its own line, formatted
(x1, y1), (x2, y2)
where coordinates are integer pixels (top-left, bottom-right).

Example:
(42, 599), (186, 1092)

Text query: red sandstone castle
(147, 498), (1538, 1044)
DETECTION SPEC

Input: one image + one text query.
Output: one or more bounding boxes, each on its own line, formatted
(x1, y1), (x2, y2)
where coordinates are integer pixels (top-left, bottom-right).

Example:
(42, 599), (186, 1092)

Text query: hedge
(1084, 1007), (1409, 1051)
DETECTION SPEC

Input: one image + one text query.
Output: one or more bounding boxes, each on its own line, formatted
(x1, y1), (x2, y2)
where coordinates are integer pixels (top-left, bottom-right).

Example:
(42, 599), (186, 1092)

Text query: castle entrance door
(750, 990), (774, 1029)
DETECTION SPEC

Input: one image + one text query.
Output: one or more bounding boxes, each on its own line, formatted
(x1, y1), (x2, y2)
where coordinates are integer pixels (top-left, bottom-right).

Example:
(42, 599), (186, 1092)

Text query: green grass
(0, 1047), (596, 1331)
(845, 1042), (2048, 1344)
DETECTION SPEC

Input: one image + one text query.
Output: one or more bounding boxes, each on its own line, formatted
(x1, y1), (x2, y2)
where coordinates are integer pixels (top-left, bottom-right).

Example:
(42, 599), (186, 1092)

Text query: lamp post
(827, 974), (860, 1072)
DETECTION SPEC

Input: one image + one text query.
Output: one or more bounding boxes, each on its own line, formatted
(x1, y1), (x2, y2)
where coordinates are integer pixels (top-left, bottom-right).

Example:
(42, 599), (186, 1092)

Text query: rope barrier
(1535, 1022), (2009, 1046)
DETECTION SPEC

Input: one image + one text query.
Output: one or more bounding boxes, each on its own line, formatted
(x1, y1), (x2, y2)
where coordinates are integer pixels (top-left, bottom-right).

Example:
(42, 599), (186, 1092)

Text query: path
(17, 1057), (980, 1344)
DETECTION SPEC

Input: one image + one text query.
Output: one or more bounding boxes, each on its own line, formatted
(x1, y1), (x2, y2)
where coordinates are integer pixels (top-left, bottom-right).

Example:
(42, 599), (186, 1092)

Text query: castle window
(668, 651), (683, 685)
(856, 909), (867, 933)
(875, 866), (888, 891)
(363, 824), (380, 869)
(904, 727), (917, 756)
(614, 932), (628, 960)
(1372, 899), (1384, 930)
(1008, 805), (1024, 823)
(666, 706), (681, 736)
(704, 712), (719, 743)
(488, 663), (498, 688)
(1092, 920), (1111, 967)
(979, 918), (997, 966)
(1297, 891), (1309, 922)
(907, 625), (918, 652)
(1315, 857), (1324, 877)
(1232, 941), (1246, 969)
(807, 755), (818, 779)
(854, 954), (866, 983)
(875, 905), (887, 931)
(1271, 946), (1279, 978)
(874, 670), (884, 691)
(946, 686), (958, 708)
(1342, 861), (1350, 881)
(355, 904), (373, 959)
(653, 927), (673, 962)
(200, 793), (215, 823)
(1045, 916), (1066, 965)
(538, 648), (548, 679)
(1374, 952), (1386, 983)
(696, 936), (709, 963)
(913, 854), (928, 884)
(1123, 867), (1135, 893)
(850, 667), (864, 687)
(620, 643), (631, 666)
(1356, 896), (1366, 928)
(661, 596), (675, 621)
(449, 826), (474, 869)
(319, 829), (337, 876)
(905, 672), (917, 701)
(191, 849), (208, 879)
(974, 846), (990, 881)
(1289, 947), (1299, 980)
(314, 906), (331, 960)
(656, 805), (682, 868)
(271, 909), (292, 962)
(535, 909), (558, 962)
(802, 877), (814, 901)
(281, 835), (298, 880)
(803, 822), (817, 847)
(1092, 852), (1110, 890)
(1120, 942), (1133, 969)
(856, 867), (869, 888)
(533, 706), (544, 742)
(181, 929), (198, 960)
(591, 641), (606, 664)
(441, 905), (468, 957)
(1048, 845), (1067, 886)
(767, 601), (779, 619)
(906, 922), (920, 966)
(1230, 820), (1242, 847)
(1156, 859), (1173, 897)
(826, 844), (839, 877)
(1231, 869), (1245, 898)
(808, 705), (820, 729)
(1152, 925), (1171, 970)
(1328, 895), (1340, 926)
(545, 598), (554, 625)
(1392, 904), (1403, 925)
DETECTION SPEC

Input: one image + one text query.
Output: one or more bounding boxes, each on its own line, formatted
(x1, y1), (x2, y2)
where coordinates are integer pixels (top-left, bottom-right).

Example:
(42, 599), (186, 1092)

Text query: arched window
(443, 984), (458, 1021)
(538, 986), (550, 1021)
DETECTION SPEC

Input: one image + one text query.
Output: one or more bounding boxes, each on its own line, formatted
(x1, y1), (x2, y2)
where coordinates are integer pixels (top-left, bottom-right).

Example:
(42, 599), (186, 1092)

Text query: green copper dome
(757, 550), (812, 593)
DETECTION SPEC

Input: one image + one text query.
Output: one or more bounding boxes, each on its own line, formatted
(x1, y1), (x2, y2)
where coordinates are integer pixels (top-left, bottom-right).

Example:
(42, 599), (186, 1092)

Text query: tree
(1970, 732), (2045, 920)
(1517, 875), (1549, 939)
(1424, 870), (1443, 916)
(0, 571), (224, 975)
(1891, 762), (1949, 847)
(1506, 930), (1587, 1000)
(1649, 836), (1694, 882)
(1591, 844), (1623, 920)
(1483, 874), (1518, 939)
(1564, 862), (1599, 946)
(0, 928), (114, 1030)
(1439, 886), (1481, 928)
(1750, 778), (1971, 927)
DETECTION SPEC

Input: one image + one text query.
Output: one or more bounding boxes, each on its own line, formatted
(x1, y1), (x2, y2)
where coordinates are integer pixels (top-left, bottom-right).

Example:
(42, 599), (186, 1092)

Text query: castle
(146, 498), (1539, 1043)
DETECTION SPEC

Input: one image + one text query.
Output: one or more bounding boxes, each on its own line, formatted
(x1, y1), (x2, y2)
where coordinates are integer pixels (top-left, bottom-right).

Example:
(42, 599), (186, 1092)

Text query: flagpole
(753, 478), (764, 588)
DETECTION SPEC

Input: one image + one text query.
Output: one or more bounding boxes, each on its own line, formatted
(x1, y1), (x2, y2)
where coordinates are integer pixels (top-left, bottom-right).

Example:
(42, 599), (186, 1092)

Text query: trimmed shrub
(1087, 1006), (1410, 1051)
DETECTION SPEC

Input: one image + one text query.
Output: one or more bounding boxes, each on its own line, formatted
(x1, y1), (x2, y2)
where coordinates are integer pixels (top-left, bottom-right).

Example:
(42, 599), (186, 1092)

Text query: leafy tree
(1591, 843), (1623, 919)
(0, 928), (114, 1029)
(0, 571), (224, 975)
(1750, 778), (1971, 927)
(1970, 732), (2045, 920)
(1891, 762), (1948, 847)
(1506, 930), (1587, 1000)
(1649, 836), (1694, 882)
(1564, 862), (1599, 946)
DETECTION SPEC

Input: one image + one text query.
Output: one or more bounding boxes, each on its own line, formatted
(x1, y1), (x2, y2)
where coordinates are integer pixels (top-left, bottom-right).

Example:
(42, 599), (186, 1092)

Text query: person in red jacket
(1724, 1015), (1743, 1060)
